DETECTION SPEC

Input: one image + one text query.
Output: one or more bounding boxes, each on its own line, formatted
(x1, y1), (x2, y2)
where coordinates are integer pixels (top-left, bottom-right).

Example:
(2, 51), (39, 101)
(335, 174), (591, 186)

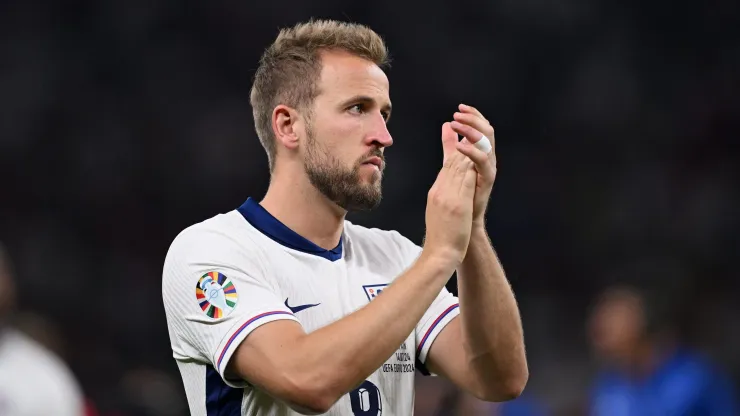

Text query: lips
(363, 156), (383, 169)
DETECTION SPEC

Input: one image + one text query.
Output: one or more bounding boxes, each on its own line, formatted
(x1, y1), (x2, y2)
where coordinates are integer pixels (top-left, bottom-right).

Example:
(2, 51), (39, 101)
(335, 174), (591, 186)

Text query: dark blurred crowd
(1, 0), (738, 415)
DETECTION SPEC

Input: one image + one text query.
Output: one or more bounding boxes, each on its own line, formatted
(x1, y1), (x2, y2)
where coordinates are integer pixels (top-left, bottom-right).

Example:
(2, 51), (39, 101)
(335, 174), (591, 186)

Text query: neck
(260, 168), (346, 251)
(623, 338), (675, 377)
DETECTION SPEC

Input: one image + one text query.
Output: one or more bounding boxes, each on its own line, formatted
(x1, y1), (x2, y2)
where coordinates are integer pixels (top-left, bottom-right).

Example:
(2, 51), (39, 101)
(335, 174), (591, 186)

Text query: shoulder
(345, 221), (417, 248)
(165, 211), (266, 268)
(588, 370), (629, 414)
(668, 350), (728, 387)
(162, 211), (272, 291)
(589, 369), (623, 396)
(167, 211), (253, 253)
(0, 330), (83, 399)
(344, 221), (422, 262)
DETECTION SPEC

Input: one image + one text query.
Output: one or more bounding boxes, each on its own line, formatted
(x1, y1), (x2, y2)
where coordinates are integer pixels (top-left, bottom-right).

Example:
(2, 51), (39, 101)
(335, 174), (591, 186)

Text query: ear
(272, 104), (302, 150)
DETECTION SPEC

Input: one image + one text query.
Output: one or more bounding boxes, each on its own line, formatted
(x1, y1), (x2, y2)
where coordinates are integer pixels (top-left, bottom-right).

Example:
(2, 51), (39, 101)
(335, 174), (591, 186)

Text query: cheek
(324, 121), (364, 159)
(337, 116), (364, 143)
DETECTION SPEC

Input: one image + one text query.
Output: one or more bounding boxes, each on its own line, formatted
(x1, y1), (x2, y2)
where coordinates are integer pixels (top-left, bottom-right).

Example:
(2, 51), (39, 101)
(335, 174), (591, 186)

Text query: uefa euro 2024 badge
(196, 272), (238, 319)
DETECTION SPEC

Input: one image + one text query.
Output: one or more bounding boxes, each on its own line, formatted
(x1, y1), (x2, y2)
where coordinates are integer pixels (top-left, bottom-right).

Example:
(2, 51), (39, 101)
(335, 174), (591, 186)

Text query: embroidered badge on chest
(362, 284), (388, 302)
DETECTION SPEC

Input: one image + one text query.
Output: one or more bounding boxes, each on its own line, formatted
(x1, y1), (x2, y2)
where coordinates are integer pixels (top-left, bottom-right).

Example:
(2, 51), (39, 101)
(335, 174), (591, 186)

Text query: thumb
(441, 122), (459, 165)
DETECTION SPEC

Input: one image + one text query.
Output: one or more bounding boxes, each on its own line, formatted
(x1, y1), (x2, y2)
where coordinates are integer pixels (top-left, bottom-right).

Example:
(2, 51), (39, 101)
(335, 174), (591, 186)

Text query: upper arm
(226, 320), (333, 414)
(424, 316), (469, 380)
(413, 284), (461, 376)
(161, 228), (300, 388)
(425, 317), (514, 401)
(386, 229), (467, 382)
(162, 227), (335, 413)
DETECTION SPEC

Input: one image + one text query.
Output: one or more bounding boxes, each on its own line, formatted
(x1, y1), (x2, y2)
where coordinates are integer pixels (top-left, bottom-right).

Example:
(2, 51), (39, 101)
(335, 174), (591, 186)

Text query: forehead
(316, 50), (389, 101)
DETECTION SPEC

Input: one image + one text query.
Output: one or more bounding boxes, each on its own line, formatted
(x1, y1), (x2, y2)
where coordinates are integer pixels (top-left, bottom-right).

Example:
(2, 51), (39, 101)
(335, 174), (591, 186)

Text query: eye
(381, 111), (390, 122)
(348, 104), (364, 114)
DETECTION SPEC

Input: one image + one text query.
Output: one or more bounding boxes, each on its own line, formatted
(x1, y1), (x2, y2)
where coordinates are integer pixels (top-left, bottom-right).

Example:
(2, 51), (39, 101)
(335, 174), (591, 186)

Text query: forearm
(456, 226), (527, 392)
(294, 250), (454, 399)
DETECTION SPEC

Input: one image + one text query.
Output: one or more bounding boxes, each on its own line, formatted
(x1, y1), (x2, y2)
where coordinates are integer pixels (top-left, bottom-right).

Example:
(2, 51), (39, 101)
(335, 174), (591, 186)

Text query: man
(587, 284), (737, 415)
(162, 19), (528, 415)
(0, 242), (86, 416)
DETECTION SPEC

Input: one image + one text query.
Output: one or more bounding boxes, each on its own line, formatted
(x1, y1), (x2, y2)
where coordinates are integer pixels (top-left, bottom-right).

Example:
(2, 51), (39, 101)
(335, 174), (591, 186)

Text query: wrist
(418, 247), (460, 277)
(471, 220), (488, 236)
(464, 227), (491, 261)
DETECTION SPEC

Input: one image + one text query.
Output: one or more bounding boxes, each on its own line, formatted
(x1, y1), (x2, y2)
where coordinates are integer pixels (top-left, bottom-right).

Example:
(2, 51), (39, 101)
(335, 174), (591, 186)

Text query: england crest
(362, 284), (388, 302)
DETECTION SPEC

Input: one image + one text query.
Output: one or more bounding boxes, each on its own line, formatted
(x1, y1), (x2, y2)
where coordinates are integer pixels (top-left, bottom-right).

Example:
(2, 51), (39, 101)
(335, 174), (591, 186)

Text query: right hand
(422, 122), (477, 267)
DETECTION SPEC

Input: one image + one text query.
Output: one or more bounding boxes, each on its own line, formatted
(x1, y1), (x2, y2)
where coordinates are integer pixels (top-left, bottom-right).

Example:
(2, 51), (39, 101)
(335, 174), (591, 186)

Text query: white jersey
(0, 329), (85, 416)
(162, 198), (460, 416)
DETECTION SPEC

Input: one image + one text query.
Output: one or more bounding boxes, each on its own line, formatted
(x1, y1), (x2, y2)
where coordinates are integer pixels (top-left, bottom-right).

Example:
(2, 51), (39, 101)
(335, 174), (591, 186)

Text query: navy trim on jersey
(416, 357), (431, 376)
(206, 366), (242, 415)
(237, 197), (343, 261)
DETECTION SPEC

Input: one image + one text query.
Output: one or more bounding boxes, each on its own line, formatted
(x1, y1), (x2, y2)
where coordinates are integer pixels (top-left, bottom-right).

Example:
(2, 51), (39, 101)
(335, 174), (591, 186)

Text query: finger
(446, 149), (468, 178)
(458, 103), (487, 122)
(436, 144), (464, 188)
(444, 148), (471, 187)
(450, 120), (493, 152)
(451, 156), (475, 194)
(460, 161), (478, 198)
(456, 138), (496, 182)
(441, 122), (459, 167)
(445, 152), (476, 199)
(456, 138), (489, 166)
(453, 112), (495, 144)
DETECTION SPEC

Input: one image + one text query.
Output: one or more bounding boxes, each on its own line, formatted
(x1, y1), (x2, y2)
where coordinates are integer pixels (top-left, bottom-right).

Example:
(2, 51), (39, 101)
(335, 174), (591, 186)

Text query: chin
(344, 188), (382, 211)
(365, 175), (382, 186)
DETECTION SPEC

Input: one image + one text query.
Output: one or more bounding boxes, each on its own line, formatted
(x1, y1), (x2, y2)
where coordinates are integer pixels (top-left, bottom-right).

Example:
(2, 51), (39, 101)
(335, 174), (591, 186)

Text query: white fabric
(0, 329), (85, 416)
(162, 209), (460, 416)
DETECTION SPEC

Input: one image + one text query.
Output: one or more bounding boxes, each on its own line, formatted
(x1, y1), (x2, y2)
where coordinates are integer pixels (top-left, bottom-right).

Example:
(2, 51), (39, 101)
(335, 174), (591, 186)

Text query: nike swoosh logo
(284, 298), (321, 314)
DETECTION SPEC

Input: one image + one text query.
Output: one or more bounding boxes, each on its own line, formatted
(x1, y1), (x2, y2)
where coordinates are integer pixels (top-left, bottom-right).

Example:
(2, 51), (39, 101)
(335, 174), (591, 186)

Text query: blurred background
(1, 0), (738, 415)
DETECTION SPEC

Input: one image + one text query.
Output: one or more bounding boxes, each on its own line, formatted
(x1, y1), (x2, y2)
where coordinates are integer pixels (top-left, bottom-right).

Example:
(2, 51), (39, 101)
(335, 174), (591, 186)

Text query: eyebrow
(339, 95), (392, 120)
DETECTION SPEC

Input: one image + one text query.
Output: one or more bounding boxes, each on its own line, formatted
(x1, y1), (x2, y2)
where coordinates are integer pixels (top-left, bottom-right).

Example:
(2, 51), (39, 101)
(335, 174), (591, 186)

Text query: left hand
(449, 103), (497, 227)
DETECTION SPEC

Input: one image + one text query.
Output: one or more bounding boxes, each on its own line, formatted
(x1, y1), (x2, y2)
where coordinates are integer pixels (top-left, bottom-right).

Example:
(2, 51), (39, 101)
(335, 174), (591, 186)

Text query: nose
(367, 115), (393, 148)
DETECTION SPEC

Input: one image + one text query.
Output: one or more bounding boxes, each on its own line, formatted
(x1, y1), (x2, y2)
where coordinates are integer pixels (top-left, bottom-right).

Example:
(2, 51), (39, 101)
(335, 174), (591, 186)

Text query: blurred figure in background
(487, 394), (548, 416)
(0, 242), (86, 416)
(415, 377), (548, 416)
(587, 284), (737, 416)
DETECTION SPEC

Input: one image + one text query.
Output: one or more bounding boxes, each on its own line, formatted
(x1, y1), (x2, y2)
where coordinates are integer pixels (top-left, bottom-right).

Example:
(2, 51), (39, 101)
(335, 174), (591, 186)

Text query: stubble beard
(304, 126), (384, 212)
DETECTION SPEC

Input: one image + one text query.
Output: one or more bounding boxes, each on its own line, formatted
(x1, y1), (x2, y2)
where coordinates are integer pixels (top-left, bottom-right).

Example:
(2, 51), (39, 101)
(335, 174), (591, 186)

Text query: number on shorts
(349, 379), (382, 416)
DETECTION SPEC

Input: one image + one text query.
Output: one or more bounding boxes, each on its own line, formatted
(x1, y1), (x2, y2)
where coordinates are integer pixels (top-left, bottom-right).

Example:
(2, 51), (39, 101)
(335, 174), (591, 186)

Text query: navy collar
(237, 197), (343, 261)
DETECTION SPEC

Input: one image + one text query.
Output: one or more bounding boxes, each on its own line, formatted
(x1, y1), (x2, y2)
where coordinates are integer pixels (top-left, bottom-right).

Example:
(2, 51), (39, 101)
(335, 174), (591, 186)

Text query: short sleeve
(162, 226), (300, 387)
(388, 230), (460, 376)
(414, 286), (460, 375)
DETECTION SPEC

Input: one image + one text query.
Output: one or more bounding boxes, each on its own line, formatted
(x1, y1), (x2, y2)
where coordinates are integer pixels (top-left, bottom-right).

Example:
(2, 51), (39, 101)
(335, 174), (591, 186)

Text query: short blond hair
(250, 19), (390, 171)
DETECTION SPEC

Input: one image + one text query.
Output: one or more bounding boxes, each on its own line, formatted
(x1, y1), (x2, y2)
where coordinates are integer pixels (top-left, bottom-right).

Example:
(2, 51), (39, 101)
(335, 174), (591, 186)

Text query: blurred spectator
(0, 242), (86, 416)
(416, 376), (549, 416)
(490, 394), (548, 416)
(13, 311), (69, 361)
(415, 376), (457, 415)
(118, 367), (188, 416)
(586, 284), (738, 415)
